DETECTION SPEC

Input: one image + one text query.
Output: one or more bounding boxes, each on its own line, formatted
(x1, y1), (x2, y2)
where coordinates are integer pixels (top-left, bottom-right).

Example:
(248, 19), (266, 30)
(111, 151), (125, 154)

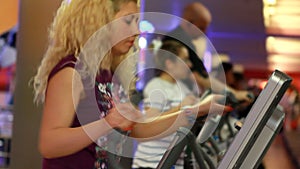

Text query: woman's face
(111, 1), (139, 56)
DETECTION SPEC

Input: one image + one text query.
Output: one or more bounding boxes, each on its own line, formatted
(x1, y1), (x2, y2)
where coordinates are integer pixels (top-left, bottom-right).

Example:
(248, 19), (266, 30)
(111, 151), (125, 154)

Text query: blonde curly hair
(33, 0), (138, 104)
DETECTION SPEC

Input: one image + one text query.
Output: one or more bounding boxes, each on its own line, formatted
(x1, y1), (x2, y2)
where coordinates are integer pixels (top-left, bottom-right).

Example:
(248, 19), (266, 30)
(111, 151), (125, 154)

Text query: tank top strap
(48, 55), (77, 81)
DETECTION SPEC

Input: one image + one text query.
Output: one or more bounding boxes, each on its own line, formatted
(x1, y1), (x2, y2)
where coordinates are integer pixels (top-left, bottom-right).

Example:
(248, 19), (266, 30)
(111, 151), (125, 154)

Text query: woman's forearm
(131, 109), (188, 141)
(39, 119), (112, 159)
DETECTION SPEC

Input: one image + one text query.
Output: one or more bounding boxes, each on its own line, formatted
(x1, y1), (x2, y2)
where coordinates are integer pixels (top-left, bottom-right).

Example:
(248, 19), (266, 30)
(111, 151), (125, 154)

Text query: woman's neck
(160, 72), (176, 83)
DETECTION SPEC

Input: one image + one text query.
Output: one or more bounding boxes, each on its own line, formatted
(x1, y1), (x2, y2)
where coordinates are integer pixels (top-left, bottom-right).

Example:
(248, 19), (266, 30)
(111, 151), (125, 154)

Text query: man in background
(164, 2), (252, 102)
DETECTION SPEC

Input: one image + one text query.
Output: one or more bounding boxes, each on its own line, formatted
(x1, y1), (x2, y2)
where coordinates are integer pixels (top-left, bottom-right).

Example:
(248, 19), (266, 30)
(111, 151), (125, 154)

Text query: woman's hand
(232, 90), (253, 103)
(181, 94), (198, 106)
(190, 94), (231, 117)
(105, 103), (142, 130)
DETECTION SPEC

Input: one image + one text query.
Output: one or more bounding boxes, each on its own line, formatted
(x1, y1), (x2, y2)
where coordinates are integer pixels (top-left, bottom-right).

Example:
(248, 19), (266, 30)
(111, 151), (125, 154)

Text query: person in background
(132, 40), (198, 169)
(164, 2), (252, 102)
(232, 64), (248, 91)
(0, 27), (17, 104)
(280, 85), (300, 131)
(214, 62), (235, 88)
(33, 0), (228, 168)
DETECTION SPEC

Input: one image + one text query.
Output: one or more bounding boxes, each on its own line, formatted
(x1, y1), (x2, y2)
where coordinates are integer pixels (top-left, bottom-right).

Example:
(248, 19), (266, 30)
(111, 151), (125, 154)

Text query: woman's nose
(131, 21), (140, 36)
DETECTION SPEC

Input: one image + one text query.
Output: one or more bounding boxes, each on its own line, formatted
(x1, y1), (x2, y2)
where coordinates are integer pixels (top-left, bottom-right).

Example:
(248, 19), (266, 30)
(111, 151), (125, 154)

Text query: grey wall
(10, 0), (61, 168)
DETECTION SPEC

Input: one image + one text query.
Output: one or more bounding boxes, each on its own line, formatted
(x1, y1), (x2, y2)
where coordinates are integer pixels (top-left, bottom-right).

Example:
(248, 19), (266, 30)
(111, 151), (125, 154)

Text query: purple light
(138, 36), (148, 49)
(139, 20), (155, 33)
(203, 51), (212, 72)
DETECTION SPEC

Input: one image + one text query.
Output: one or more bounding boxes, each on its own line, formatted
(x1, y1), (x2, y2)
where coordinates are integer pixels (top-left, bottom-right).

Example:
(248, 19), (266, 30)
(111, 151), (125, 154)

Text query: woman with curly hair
(33, 0), (227, 168)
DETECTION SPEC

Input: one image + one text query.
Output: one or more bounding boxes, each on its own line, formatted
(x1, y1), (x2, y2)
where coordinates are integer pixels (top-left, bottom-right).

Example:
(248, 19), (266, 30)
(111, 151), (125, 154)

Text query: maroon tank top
(44, 55), (126, 169)
(43, 55), (97, 169)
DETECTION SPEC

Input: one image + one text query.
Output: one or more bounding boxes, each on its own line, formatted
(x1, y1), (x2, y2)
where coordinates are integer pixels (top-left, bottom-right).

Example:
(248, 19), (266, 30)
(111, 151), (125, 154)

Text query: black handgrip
(196, 89), (212, 121)
(107, 128), (131, 169)
(247, 92), (255, 100)
(224, 91), (239, 108)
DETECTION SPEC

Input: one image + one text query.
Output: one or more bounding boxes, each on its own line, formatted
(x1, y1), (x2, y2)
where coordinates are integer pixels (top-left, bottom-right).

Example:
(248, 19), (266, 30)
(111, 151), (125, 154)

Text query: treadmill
(157, 70), (292, 169)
